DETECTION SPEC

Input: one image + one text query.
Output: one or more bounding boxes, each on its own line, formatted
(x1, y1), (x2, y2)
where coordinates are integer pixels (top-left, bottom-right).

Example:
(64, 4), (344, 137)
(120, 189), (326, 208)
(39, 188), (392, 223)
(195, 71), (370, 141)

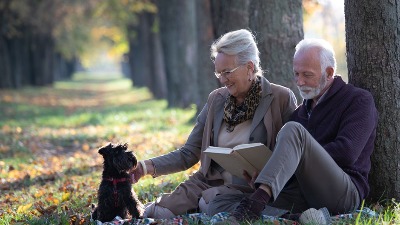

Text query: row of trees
(0, 0), (96, 88)
(0, 0), (303, 109)
(122, 0), (303, 110)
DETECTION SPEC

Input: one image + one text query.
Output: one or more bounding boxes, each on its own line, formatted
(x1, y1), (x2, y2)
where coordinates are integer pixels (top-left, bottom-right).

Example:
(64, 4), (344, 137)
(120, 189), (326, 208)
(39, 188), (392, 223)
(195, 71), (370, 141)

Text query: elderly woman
(130, 29), (297, 218)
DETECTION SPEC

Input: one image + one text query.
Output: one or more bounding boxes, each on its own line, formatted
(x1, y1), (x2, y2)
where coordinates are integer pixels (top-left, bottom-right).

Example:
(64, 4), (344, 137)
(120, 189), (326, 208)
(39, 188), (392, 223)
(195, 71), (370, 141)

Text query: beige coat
(150, 77), (297, 214)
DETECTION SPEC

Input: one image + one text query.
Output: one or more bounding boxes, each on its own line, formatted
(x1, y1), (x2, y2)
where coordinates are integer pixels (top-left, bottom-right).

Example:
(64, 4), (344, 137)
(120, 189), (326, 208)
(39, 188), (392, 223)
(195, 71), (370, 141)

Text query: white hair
(294, 38), (337, 75)
(210, 29), (263, 76)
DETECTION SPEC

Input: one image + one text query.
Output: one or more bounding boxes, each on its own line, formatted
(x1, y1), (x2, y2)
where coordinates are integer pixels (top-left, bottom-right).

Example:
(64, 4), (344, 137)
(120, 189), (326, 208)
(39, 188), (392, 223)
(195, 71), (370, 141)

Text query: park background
(1, 0), (399, 224)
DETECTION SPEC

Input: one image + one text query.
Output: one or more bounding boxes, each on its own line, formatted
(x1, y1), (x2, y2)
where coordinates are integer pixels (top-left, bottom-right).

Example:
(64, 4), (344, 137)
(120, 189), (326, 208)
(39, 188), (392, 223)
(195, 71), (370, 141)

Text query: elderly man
(210, 39), (378, 224)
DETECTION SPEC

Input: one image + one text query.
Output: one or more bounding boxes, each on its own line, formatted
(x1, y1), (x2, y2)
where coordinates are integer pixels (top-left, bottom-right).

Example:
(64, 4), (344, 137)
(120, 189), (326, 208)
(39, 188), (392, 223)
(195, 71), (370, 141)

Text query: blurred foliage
(80, 0), (157, 68)
(0, 0), (155, 69)
(302, 0), (348, 80)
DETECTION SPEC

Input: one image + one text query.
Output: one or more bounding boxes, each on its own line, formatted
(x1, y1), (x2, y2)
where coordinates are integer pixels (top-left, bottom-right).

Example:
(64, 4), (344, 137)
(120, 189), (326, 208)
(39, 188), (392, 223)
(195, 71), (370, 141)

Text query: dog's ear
(98, 142), (112, 155)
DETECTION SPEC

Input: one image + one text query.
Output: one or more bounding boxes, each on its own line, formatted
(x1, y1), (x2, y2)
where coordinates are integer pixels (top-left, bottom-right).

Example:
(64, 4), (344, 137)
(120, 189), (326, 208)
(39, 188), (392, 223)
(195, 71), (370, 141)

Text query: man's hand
(243, 170), (259, 190)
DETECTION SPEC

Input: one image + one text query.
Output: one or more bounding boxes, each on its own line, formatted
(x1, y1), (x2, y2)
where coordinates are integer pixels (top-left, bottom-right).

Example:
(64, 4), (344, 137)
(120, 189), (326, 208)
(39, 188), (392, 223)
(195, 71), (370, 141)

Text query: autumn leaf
(82, 143), (90, 151)
(34, 202), (57, 215)
(62, 192), (71, 202)
(45, 194), (60, 205)
(34, 190), (45, 198)
(17, 203), (33, 213)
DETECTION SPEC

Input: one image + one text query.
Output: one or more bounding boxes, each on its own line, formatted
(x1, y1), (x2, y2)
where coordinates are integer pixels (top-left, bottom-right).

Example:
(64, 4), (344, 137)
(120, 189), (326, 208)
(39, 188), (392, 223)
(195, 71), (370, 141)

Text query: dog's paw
(90, 204), (98, 221)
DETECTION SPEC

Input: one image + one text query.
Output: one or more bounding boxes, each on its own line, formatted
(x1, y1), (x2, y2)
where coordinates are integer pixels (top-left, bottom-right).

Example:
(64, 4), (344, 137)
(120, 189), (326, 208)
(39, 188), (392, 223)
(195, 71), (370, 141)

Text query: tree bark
(195, 0), (218, 112)
(128, 15), (150, 88)
(0, 36), (12, 88)
(127, 25), (143, 87)
(30, 34), (55, 86)
(149, 15), (167, 99)
(211, 0), (250, 38)
(345, 0), (400, 201)
(156, 0), (198, 108)
(249, 0), (303, 102)
(137, 12), (153, 88)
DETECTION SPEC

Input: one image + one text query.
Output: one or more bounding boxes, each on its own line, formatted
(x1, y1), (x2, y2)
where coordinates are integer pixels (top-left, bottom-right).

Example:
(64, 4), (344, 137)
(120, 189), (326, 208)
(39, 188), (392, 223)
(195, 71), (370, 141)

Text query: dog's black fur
(92, 143), (143, 222)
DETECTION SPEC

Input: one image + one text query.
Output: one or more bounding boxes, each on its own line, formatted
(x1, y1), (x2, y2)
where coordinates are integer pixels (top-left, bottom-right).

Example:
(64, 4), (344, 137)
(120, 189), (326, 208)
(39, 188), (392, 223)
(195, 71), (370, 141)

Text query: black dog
(92, 143), (143, 222)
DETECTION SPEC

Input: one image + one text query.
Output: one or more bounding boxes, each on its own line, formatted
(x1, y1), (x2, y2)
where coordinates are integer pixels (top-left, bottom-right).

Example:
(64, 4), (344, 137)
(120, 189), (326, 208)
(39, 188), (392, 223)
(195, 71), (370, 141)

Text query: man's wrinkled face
(293, 49), (327, 100)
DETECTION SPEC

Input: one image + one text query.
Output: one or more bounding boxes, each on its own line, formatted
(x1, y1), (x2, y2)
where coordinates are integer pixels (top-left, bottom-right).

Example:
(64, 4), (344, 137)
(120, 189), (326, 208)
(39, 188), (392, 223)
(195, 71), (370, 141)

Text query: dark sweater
(290, 76), (378, 200)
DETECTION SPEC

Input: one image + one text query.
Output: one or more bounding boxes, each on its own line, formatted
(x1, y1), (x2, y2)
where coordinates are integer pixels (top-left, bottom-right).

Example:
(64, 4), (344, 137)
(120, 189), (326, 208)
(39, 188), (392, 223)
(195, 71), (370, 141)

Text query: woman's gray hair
(210, 29), (263, 76)
(294, 38), (337, 75)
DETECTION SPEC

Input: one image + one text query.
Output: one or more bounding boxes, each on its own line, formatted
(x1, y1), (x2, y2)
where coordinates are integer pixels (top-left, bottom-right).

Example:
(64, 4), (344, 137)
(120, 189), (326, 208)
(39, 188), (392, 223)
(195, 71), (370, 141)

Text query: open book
(204, 143), (272, 179)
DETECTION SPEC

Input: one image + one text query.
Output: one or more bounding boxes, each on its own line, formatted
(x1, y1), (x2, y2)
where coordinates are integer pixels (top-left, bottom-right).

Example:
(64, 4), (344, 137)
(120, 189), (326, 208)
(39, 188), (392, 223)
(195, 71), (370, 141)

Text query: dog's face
(98, 143), (137, 173)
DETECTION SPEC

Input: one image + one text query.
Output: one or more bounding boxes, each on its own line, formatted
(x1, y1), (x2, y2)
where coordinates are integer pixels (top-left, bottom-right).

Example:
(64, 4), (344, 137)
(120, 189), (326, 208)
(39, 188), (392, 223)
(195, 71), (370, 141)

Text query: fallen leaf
(82, 143), (90, 151)
(34, 202), (57, 215)
(45, 194), (59, 205)
(34, 190), (45, 198)
(62, 192), (71, 202)
(17, 203), (32, 213)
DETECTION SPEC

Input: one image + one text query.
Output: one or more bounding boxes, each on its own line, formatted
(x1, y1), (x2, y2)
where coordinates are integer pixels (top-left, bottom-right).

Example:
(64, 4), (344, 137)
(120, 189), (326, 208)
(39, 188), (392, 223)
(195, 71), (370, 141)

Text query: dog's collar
(103, 177), (132, 185)
(103, 177), (132, 207)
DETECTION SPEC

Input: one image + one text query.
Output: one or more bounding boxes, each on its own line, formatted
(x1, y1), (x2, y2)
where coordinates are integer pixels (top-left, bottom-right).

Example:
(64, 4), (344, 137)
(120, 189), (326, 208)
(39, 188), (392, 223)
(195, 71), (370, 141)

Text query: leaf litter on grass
(0, 72), (197, 224)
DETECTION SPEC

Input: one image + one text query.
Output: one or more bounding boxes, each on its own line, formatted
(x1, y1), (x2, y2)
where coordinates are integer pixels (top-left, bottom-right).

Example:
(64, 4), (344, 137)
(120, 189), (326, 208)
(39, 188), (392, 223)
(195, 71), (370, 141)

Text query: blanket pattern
(93, 208), (376, 225)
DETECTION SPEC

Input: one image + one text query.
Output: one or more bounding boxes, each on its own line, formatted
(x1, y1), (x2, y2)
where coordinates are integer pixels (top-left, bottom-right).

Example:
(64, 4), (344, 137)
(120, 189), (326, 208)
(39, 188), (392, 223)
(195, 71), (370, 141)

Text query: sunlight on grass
(0, 72), (196, 224)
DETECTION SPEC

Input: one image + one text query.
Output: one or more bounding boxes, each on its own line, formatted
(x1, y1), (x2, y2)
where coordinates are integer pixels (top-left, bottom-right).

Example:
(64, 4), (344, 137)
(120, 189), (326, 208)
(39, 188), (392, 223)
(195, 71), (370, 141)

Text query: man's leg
(269, 177), (309, 213)
(256, 121), (360, 214)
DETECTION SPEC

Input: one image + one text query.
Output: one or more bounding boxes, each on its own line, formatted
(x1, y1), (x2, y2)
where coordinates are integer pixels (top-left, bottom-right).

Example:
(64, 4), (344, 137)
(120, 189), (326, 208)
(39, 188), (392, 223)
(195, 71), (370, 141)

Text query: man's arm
(323, 92), (378, 167)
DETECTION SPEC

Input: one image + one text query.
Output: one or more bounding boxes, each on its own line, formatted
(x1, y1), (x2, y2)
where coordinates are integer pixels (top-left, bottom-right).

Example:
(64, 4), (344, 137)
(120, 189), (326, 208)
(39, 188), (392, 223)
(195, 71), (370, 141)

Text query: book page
(234, 144), (272, 171)
(204, 146), (233, 154)
(204, 143), (271, 179)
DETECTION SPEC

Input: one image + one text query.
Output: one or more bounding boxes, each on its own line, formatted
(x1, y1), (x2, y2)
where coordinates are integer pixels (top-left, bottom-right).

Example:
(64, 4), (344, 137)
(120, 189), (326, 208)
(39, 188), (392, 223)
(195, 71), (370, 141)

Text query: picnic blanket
(92, 207), (376, 225)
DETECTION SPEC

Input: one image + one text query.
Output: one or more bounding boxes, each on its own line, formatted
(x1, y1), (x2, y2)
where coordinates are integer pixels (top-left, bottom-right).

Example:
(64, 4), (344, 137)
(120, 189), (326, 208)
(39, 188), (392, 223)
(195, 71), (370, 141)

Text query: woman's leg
(145, 171), (213, 218)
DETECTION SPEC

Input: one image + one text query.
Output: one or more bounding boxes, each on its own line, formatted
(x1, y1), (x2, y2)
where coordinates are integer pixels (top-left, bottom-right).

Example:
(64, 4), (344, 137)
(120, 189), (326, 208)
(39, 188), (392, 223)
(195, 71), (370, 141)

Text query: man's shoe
(298, 207), (331, 225)
(231, 196), (265, 221)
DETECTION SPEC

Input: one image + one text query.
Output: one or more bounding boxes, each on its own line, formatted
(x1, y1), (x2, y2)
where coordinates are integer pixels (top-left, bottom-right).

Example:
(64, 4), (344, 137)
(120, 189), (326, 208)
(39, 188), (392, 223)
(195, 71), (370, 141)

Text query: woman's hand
(130, 161), (146, 183)
(130, 160), (155, 183)
(243, 170), (259, 190)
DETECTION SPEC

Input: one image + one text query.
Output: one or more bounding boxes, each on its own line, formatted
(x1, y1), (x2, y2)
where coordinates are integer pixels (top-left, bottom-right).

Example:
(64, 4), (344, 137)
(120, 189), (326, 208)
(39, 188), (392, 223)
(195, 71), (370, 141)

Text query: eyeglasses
(214, 65), (242, 79)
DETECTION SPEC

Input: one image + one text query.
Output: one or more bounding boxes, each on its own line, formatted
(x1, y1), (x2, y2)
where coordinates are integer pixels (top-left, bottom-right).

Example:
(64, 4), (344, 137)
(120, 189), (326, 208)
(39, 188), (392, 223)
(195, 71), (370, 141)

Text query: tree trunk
(156, 0), (198, 108)
(128, 19), (148, 88)
(249, 0), (303, 102)
(211, 0), (250, 38)
(9, 38), (24, 88)
(137, 12), (152, 88)
(150, 15), (167, 99)
(127, 26), (143, 87)
(345, 0), (400, 201)
(30, 34), (54, 86)
(0, 36), (12, 88)
(195, 0), (218, 112)
(53, 53), (75, 81)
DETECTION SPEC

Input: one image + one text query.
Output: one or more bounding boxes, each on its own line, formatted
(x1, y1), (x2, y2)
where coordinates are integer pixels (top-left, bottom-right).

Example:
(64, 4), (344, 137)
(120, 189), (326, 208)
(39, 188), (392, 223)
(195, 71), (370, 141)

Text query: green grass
(0, 72), (197, 224)
(0, 72), (398, 224)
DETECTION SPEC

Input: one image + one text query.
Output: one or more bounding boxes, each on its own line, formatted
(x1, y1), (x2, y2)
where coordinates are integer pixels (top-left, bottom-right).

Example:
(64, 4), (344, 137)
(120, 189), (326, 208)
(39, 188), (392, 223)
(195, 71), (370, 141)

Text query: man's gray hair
(211, 29), (263, 76)
(294, 38), (337, 75)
